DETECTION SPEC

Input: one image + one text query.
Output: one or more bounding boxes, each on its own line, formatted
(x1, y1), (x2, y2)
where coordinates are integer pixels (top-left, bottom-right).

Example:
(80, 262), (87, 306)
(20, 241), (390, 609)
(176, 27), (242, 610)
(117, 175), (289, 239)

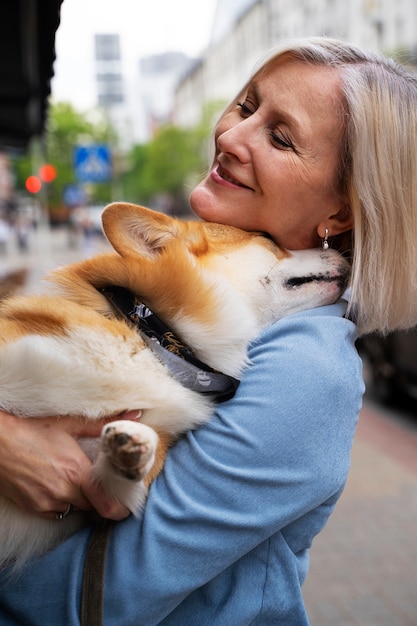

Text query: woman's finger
(57, 409), (143, 439)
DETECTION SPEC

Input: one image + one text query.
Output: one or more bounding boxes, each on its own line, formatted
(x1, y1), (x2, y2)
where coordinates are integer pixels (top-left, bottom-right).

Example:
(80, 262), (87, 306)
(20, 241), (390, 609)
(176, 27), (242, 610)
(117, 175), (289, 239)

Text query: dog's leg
(101, 420), (157, 481)
(93, 420), (159, 514)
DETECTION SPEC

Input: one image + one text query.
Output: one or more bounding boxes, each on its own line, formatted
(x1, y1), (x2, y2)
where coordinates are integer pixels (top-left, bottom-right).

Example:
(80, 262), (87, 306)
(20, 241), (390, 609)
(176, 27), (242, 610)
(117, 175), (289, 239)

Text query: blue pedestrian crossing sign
(74, 145), (112, 183)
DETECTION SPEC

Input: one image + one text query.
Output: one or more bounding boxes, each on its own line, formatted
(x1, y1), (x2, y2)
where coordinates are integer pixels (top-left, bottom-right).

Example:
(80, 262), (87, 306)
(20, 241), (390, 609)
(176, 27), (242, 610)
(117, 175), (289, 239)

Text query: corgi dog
(0, 202), (350, 568)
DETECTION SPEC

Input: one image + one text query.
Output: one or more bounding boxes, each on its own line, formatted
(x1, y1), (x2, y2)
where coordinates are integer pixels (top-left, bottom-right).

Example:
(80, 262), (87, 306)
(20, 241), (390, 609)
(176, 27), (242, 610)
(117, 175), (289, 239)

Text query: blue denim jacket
(0, 301), (364, 625)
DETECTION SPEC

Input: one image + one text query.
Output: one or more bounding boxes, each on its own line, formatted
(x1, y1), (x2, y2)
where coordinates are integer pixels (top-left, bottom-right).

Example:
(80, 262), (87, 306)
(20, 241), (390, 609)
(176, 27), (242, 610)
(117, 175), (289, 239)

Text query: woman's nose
(216, 119), (252, 164)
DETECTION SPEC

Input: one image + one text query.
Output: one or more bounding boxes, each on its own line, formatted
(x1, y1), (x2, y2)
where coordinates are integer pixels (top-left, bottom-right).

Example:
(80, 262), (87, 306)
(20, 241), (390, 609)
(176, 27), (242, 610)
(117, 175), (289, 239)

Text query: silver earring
(322, 228), (329, 250)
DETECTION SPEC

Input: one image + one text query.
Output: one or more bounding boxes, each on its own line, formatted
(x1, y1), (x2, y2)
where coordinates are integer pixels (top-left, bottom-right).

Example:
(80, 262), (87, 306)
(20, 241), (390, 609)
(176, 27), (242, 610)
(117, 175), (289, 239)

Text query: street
(2, 225), (417, 625)
(303, 389), (417, 625)
(0, 222), (111, 294)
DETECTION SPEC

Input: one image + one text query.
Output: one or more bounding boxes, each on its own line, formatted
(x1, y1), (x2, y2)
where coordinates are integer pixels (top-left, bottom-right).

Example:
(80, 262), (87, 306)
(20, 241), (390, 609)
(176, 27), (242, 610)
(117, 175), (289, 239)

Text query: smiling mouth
(217, 164), (251, 189)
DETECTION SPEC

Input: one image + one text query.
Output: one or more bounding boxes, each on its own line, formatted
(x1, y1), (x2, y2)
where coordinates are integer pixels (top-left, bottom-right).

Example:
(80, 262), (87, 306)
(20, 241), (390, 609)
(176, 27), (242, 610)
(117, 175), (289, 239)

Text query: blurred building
(95, 34), (124, 107)
(135, 52), (195, 142)
(94, 33), (134, 150)
(94, 35), (195, 144)
(173, 0), (417, 129)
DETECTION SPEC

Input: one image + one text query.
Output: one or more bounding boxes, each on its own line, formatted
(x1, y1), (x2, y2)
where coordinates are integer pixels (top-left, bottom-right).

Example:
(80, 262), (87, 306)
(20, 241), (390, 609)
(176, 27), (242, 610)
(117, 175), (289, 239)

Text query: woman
(1, 37), (417, 624)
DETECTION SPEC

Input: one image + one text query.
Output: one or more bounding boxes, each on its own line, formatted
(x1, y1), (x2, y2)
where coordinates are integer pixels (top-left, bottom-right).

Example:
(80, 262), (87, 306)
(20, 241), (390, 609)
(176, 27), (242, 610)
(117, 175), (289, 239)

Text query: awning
(0, 0), (63, 150)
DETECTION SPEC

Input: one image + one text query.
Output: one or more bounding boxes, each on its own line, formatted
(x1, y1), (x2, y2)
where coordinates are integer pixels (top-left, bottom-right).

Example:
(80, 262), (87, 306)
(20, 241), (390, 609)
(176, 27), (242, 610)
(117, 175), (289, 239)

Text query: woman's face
(190, 56), (351, 249)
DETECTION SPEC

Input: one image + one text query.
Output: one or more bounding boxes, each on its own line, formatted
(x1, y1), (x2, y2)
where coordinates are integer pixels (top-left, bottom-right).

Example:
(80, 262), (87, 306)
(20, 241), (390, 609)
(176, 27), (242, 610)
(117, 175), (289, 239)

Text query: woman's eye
(237, 101), (254, 117)
(237, 101), (294, 150)
(269, 131), (293, 150)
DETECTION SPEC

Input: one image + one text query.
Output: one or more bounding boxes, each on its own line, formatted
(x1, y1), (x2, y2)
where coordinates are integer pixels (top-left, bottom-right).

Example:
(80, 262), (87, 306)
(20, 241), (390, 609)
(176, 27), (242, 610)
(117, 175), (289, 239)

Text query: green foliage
(119, 100), (229, 214)
(121, 124), (209, 211)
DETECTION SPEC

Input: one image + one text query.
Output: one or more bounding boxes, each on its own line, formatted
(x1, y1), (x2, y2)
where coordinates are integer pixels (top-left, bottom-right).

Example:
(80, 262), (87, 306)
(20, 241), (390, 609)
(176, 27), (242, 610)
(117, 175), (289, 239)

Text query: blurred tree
(120, 100), (224, 216)
(121, 124), (208, 215)
(12, 102), (118, 223)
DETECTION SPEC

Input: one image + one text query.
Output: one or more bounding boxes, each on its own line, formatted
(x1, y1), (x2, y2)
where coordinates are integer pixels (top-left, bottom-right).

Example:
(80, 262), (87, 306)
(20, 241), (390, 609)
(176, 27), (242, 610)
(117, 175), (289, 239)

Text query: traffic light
(25, 164), (57, 194)
(25, 175), (42, 194)
(39, 163), (57, 183)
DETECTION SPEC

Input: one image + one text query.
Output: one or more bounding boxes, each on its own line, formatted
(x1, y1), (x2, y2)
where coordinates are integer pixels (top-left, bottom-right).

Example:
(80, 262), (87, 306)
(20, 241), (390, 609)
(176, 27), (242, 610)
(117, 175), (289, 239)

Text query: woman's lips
(213, 164), (252, 189)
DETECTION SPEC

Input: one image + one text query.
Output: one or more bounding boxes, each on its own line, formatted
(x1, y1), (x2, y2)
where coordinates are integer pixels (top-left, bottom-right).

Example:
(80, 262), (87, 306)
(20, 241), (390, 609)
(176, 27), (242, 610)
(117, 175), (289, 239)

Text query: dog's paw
(101, 420), (158, 482)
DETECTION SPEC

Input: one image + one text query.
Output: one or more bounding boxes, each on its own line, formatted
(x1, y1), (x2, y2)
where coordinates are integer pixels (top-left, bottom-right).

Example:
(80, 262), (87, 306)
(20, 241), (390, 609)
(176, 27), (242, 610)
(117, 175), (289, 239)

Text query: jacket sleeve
(0, 304), (364, 626)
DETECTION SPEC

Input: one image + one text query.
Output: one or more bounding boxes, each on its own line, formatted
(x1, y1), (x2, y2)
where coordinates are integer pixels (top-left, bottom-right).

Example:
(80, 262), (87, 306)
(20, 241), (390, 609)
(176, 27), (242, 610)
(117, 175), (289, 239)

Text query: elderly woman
(1, 37), (417, 625)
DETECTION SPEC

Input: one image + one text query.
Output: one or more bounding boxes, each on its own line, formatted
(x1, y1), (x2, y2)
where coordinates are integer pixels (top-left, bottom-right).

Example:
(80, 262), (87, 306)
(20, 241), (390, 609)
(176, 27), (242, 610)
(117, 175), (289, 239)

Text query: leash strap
(81, 521), (115, 626)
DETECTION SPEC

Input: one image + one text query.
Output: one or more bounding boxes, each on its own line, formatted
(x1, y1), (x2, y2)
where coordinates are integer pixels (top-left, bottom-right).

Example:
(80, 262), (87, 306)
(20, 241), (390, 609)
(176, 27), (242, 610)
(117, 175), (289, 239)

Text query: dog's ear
(101, 202), (180, 258)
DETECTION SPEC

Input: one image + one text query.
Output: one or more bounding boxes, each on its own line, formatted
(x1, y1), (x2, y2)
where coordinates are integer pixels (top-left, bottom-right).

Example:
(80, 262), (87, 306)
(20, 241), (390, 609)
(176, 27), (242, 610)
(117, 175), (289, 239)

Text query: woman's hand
(0, 409), (141, 521)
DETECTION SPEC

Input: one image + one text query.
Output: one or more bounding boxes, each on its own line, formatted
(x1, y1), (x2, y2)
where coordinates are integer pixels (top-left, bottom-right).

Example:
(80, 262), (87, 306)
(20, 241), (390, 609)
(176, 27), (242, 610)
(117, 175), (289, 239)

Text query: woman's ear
(318, 202), (353, 239)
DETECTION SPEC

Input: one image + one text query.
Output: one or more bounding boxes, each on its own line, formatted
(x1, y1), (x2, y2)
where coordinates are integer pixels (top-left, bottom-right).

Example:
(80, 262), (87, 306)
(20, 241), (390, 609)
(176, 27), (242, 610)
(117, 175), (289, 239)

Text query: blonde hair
(223, 38), (417, 336)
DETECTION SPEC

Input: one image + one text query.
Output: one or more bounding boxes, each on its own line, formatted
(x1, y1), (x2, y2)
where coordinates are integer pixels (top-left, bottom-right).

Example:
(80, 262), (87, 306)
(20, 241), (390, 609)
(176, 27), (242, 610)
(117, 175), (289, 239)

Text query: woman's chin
(189, 183), (218, 221)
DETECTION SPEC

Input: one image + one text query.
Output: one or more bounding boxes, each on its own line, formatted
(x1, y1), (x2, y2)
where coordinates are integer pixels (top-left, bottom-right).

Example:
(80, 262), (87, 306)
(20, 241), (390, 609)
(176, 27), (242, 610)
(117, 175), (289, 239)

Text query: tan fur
(0, 202), (350, 568)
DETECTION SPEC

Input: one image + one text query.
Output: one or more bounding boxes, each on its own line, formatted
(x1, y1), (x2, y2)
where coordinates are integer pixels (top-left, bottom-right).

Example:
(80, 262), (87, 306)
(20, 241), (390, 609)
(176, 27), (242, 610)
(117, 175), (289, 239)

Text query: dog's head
(97, 202), (350, 374)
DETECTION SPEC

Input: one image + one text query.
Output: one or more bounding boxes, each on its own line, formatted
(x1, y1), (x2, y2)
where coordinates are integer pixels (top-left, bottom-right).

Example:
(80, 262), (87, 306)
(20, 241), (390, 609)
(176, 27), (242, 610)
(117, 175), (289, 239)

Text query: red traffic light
(25, 175), (42, 194)
(39, 163), (57, 183)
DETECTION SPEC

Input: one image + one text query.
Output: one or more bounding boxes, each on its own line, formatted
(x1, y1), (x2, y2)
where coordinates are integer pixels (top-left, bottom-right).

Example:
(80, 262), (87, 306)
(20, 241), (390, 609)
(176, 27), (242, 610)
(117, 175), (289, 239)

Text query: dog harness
(100, 285), (240, 402)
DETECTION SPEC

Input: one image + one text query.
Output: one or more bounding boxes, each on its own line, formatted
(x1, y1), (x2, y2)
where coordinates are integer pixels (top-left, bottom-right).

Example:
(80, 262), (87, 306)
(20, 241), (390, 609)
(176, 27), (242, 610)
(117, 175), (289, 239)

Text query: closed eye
(237, 101), (254, 116)
(237, 102), (294, 151)
(269, 130), (293, 150)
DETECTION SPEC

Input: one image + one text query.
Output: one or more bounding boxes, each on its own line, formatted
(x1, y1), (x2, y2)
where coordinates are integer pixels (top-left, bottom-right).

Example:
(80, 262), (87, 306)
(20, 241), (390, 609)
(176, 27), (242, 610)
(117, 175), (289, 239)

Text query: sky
(52, 0), (218, 110)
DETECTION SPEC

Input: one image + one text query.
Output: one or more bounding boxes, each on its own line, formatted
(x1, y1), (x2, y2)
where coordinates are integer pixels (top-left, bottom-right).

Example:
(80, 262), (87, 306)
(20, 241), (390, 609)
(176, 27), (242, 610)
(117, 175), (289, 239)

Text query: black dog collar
(100, 285), (239, 403)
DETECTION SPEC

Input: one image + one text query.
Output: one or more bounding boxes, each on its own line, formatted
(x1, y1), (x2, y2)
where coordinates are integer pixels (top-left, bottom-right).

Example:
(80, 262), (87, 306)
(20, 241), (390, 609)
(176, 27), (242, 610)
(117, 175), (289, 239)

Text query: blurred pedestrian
(0, 216), (10, 253)
(14, 213), (32, 252)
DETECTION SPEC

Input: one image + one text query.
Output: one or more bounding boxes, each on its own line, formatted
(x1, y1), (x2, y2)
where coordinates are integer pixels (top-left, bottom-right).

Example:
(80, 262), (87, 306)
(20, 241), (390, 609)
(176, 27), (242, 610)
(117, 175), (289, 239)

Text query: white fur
(0, 330), (212, 427)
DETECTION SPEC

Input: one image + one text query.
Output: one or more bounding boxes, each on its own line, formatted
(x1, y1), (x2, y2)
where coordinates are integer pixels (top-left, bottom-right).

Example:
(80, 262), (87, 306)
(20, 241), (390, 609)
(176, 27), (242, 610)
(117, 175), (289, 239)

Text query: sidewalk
(0, 224), (110, 293)
(303, 400), (417, 625)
